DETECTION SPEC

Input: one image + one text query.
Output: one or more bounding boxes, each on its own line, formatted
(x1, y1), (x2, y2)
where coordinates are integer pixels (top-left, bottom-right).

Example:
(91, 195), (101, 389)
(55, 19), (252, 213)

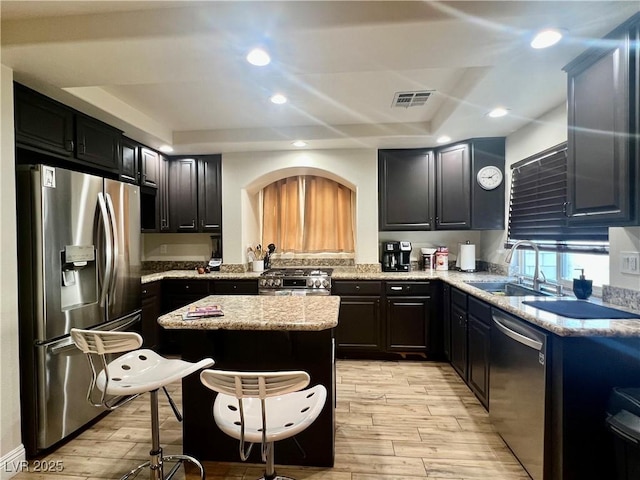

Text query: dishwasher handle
(492, 313), (544, 351)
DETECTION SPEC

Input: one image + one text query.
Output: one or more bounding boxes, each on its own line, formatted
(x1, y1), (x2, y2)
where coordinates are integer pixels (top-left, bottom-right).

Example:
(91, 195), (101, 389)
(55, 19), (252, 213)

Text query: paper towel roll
(459, 243), (476, 271)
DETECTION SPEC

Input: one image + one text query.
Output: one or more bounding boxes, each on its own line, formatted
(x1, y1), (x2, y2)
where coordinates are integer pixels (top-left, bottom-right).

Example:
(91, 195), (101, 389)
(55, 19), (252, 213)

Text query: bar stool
(199, 369), (326, 480)
(70, 328), (214, 480)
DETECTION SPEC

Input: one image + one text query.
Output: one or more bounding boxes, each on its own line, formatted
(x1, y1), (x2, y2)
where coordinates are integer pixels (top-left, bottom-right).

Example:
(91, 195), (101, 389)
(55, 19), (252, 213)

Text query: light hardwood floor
(11, 360), (530, 480)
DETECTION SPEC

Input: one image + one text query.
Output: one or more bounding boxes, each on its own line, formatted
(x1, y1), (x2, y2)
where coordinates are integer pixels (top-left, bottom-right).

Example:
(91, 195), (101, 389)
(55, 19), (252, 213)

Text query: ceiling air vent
(392, 90), (434, 108)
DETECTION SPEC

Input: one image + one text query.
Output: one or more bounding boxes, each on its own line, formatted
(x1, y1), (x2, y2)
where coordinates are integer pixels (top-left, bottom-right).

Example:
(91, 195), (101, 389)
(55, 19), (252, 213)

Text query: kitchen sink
(464, 281), (551, 297)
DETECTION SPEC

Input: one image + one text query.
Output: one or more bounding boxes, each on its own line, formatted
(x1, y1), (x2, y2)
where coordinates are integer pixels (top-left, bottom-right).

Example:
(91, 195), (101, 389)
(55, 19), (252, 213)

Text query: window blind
(508, 143), (608, 245)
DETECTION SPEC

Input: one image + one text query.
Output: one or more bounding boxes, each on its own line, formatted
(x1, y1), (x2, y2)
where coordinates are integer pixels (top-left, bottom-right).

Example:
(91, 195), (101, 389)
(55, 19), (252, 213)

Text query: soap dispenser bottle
(573, 269), (593, 300)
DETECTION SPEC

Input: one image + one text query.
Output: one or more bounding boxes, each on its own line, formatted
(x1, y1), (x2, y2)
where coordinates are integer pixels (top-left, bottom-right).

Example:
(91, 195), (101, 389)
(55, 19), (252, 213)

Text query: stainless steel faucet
(505, 240), (543, 291)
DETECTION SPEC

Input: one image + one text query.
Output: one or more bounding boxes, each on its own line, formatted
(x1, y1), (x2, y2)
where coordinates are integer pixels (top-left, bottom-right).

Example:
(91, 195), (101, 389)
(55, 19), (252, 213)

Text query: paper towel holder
(457, 240), (476, 272)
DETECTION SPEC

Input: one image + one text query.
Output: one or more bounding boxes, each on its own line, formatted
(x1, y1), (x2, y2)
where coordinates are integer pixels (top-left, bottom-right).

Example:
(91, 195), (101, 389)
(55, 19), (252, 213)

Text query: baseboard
(0, 445), (26, 480)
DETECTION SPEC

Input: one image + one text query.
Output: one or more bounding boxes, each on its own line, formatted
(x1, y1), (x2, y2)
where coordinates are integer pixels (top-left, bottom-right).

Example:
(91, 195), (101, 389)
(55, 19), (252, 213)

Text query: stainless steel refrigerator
(16, 164), (141, 456)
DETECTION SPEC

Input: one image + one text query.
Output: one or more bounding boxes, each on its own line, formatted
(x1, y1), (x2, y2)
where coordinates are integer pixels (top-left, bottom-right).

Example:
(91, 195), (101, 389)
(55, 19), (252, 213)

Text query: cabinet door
(467, 315), (490, 409)
(378, 149), (435, 230)
(141, 282), (161, 349)
(158, 154), (171, 231)
(198, 155), (222, 232)
(436, 143), (471, 229)
(386, 297), (430, 353)
(75, 115), (121, 171)
(335, 296), (383, 353)
(169, 158), (199, 232)
(442, 283), (451, 361)
(140, 147), (159, 189)
(14, 84), (74, 158)
(121, 137), (139, 184)
(450, 303), (468, 380)
(566, 27), (635, 225)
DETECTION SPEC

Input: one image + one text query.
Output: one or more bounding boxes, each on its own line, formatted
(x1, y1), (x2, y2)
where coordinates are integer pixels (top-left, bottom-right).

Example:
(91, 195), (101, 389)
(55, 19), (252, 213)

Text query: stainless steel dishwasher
(490, 309), (548, 480)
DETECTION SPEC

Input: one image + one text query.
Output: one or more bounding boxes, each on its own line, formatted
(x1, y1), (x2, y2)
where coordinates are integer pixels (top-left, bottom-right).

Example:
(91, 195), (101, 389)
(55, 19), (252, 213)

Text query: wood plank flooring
(11, 360), (530, 480)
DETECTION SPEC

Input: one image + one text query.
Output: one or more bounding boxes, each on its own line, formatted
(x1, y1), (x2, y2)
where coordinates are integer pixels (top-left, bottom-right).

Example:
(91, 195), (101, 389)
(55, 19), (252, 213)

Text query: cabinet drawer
(468, 296), (491, 325)
(332, 281), (381, 296)
(141, 281), (161, 298)
(164, 280), (210, 295)
(386, 282), (431, 296)
(451, 287), (467, 308)
(214, 280), (258, 295)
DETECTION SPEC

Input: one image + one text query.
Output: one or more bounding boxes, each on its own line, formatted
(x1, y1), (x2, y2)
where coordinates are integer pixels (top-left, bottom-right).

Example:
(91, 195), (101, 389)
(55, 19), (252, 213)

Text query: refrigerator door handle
(97, 192), (113, 307)
(105, 193), (119, 301)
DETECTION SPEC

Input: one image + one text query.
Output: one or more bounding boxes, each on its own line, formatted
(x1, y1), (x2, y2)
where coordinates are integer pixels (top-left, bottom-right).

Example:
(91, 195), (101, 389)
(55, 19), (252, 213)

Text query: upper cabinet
(379, 149), (435, 230)
(564, 13), (640, 226)
(167, 155), (222, 233)
(120, 137), (139, 184)
(75, 114), (121, 172)
(14, 84), (74, 158)
(379, 138), (505, 231)
(140, 147), (160, 189)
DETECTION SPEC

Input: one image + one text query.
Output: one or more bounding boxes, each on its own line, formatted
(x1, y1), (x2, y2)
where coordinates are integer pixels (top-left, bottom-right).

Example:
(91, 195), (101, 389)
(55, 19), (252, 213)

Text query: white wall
(609, 227), (640, 290)
(221, 149), (379, 265)
(480, 103), (568, 264)
(0, 65), (25, 477)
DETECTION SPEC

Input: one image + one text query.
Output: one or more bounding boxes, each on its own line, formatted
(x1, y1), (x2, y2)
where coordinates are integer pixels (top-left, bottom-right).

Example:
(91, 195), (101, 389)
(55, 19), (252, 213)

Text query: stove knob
(322, 279), (329, 288)
(275, 279), (281, 287)
(307, 278), (314, 288)
(314, 279), (322, 288)
(259, 279), (266, 287)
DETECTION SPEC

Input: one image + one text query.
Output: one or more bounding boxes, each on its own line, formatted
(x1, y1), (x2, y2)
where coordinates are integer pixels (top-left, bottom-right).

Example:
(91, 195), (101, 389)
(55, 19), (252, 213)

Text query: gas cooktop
(258, 268), (333, 294)
(261, 268), (334, 277)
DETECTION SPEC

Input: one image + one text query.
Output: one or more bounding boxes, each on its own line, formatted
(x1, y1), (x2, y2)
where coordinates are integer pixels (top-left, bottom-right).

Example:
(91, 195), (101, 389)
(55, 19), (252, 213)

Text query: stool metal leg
(118, 389), (206, 480)
(256, 443), (295, 480)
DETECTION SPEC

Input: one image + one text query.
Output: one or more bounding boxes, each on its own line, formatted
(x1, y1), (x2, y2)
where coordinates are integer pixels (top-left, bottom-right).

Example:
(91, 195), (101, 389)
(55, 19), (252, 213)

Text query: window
(508, 143), (609, 291)
(262, 175), (355, 253)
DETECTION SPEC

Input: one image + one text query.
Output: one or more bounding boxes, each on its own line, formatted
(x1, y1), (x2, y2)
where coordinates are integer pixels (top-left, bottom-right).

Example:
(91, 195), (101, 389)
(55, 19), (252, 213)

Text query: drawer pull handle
(391, 286), (403, 291)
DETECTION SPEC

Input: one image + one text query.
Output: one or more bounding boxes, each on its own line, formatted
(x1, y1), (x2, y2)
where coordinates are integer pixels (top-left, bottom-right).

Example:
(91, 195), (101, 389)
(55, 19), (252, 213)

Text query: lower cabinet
(449, 287), (491, 409)
(332, 281), (383, 354)
(141, 281), (161, 350)
(385, 282), (432, 355)
(161, 280), (212, 353)
(467, 296), (491, 409)
(212, 279), (258, 295)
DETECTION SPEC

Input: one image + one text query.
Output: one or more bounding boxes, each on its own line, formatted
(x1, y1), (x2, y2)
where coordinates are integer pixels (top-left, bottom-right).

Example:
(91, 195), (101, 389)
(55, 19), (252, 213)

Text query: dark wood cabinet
(385, 282), (432, 355)
(158, 154), (171, 231)
(378, 149), (435, 230)
(14, 83), (74, 158)
(442, 283), (451, 361)
(141, 281), (162, 350)
(469, 138), (505, 229)
(212, 279), (258, 295)
(75, 115), (121, 172)
(120, 137), (139, 184)
(436, 143), (471, 229)
(332, 281), (383, 354)
(169, 158), (199, 232)
(140, 147), (159, 189)
(564, 14), (640, 226)
(466, 296), (491, 409)
(450, 288), (468, 380)
(162, 280), (211, 311)
(197, 155), (222, 233)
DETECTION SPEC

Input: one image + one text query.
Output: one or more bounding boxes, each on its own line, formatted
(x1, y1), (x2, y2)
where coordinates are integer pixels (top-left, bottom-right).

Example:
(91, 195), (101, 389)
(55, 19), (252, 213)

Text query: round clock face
(476, 166), (503, 190)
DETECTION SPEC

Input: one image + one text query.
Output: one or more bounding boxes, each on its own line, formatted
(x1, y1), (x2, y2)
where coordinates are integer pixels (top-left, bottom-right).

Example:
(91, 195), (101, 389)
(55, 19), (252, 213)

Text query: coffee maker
(381, 241), (412, 272)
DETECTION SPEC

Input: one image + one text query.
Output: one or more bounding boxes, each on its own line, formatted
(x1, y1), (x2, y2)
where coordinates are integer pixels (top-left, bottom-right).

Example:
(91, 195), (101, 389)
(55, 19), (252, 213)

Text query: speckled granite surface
(158, 295), (340, 331)
(145, 268), (640, 337)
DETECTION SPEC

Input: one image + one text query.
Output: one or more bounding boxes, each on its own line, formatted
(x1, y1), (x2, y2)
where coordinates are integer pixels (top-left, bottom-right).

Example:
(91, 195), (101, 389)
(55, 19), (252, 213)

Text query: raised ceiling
(1, 1), (638, 154)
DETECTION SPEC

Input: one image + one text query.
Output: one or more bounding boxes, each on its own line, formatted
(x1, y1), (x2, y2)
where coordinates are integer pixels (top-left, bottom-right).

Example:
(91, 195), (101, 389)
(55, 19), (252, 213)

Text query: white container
(252, 260), (264, 272)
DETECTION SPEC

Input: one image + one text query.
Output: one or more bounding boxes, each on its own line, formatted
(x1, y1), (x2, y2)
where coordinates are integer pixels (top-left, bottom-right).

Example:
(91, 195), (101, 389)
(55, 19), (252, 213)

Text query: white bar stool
(199, 369), (327, 480)
(70, 328), (214, 480)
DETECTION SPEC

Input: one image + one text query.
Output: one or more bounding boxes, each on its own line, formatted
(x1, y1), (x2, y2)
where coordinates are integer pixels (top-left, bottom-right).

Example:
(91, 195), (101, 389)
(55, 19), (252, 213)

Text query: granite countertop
(145, 269), (640, 337)
(157, 294), (340, 331)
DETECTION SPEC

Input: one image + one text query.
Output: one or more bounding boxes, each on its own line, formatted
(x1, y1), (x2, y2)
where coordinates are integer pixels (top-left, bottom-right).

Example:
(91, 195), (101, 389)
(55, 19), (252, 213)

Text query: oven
(258, 268), (333, 296)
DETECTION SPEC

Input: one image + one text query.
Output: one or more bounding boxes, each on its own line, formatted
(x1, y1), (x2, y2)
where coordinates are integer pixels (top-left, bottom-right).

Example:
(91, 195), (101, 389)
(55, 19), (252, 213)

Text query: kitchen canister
(421, 248), (437, 271)
(435, 246), (449, 271)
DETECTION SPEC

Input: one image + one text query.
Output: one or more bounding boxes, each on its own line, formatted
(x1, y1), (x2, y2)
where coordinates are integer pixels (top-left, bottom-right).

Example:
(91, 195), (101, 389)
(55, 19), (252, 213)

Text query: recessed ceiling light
(436, 135), (451, 144)
(531, 28), (563, 49)
(270, 93), (287, 105)
(488, 107), (509, 118)
(158, 145), (174, 153)
(292, 140), (307, 147)
(246, 48), (271, 66)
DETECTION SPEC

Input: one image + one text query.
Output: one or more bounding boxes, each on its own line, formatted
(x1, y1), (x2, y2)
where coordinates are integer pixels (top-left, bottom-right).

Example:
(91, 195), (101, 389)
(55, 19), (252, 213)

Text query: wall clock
(476, 166), (503, 190)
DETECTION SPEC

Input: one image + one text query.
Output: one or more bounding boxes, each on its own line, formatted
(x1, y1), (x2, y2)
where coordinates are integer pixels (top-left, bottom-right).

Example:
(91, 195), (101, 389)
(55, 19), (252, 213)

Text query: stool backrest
(70, 328), (143, 410)
(200, 370), (310, 399)
(71, 328), (143, 354)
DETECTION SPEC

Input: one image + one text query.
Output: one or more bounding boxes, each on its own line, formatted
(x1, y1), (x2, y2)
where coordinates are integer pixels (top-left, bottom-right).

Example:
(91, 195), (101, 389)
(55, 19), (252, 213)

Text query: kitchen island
(158, 295), (340, 467)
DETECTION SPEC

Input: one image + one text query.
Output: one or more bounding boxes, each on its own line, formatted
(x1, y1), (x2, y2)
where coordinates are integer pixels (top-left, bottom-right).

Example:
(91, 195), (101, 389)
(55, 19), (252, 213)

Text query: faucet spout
(505, 240), (542, 291)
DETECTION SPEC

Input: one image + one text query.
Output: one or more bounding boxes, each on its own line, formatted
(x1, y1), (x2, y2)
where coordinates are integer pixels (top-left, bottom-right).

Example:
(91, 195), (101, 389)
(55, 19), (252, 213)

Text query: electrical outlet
(160, 244), (168, 254)
(620, 251), (640, 275)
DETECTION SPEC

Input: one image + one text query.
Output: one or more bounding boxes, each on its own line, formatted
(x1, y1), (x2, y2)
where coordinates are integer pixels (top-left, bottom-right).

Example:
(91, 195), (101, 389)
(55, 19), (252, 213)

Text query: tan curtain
(262, 175), (355, 253)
